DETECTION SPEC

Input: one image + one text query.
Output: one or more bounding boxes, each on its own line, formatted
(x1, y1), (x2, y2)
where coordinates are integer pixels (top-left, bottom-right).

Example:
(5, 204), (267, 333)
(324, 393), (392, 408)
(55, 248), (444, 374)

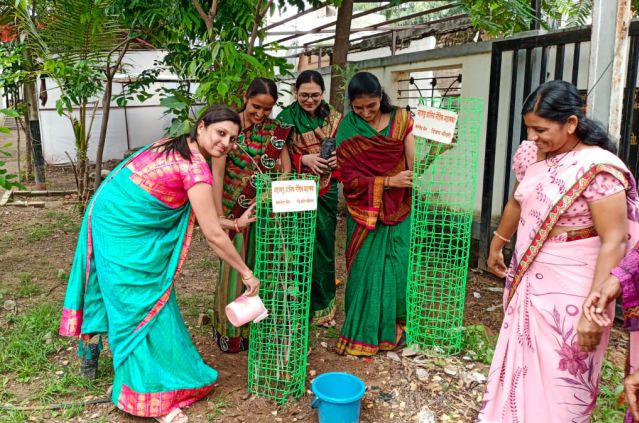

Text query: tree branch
(192, 0), (213, 31)
(247, 0), (272, 55)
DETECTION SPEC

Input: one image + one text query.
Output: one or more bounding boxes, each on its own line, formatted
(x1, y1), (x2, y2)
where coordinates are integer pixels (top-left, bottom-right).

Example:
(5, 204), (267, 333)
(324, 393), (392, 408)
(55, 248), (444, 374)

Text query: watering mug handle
(310, 398), (321, 409)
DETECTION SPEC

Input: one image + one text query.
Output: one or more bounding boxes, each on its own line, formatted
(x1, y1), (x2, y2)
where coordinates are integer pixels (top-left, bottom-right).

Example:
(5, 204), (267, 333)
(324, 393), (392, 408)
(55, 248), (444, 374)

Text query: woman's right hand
(242, 272), (260, 296)
(582, 275), (621, 327)
(237, 203), (257, 229)
(302, 154), (330, 175)
(487, 247), (508, 278)
(388, 170), (413, 188)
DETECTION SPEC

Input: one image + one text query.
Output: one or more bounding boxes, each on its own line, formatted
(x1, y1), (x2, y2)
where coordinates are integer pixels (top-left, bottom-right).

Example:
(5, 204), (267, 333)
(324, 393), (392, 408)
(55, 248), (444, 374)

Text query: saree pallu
(277, 103), (341, 323)
(60, 161), (217, 417)
(213, 119), (291, 352)
(335, 108), (413, 356)
(309, 180), (338, 324)
(479, 147), (639, 422)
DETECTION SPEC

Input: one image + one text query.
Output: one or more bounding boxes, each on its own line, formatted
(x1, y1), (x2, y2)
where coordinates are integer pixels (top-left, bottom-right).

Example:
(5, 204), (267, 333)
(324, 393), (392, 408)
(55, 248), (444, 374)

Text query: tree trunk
(329, 0), (354, 113)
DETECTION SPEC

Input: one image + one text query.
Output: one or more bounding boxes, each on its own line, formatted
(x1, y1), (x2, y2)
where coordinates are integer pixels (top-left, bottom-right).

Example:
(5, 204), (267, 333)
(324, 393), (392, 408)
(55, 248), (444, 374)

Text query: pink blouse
(127, 144), (213, 208)
(513, 141), (624, 227)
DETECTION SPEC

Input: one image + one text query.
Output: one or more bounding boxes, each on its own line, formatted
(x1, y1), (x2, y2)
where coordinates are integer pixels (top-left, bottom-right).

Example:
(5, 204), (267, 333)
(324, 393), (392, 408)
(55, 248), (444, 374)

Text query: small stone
(367, 403), (374, 408)
(473, 291), (481, 299)
(386, 351), (401, 362)
(390, 413), (395, 418)
(417, 406), (436, 423)
(61, 360), (69, 366)
(320, 342), (328, 348)
(471, 371), (487, 383)
(399, 401), (406, 410)
(432, 375), (442, 382)
(309, 370), (317, 377)
(443, 365), (458, 377)
(415, 368), (429, 382)
(484, 286), (504, 292)
(275, 418), (282, 422)
(55, 371), (64, 376)
(271, 410), (278, 416)
(401, 347), (419, 357)
(410, 382), (418, 391)
(3, 299), (16, 311)
(462, 356), (472, 361)
(295, 413), (307, 420)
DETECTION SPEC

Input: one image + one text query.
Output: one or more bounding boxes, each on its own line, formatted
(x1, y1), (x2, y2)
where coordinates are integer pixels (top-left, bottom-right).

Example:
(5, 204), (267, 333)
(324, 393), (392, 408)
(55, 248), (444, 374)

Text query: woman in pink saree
(481, 80), (639, 422)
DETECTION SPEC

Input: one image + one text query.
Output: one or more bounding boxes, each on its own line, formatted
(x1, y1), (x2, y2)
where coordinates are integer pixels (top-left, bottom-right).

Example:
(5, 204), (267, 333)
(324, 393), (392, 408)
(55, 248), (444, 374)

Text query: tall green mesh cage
(406, 97), (483, 356)
(248, 173), (318, 403)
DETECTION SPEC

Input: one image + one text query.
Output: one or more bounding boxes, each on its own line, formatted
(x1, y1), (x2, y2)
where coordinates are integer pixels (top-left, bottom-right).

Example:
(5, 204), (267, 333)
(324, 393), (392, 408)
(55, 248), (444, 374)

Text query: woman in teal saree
(59, 106), (259, 423)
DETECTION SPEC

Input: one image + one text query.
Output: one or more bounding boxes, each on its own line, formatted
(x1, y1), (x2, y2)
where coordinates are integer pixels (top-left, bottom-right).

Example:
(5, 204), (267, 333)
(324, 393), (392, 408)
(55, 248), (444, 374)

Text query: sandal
(155, 408), (188, 423)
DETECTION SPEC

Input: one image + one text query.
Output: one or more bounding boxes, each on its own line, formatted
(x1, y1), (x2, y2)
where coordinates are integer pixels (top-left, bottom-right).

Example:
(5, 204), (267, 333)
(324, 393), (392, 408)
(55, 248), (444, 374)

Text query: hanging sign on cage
(271, 180), (318, 213)
(413, 105), (458, 144)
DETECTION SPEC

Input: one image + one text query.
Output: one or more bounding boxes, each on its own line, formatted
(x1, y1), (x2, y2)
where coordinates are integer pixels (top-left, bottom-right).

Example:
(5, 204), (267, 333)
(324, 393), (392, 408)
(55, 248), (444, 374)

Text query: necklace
(545, 140), (580, 168)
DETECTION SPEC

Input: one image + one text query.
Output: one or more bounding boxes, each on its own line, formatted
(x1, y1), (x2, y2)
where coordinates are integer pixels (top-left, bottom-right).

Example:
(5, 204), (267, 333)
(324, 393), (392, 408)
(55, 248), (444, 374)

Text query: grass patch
(460, 325), (496, 365)
(26, 225), (53, 242)
(25, 210), (80, 242)
(0, 303), (69, 378)
(198, 257), (218, 271)
(16, 272), (43, 298)
(206, 398), (230, 421)
(593, 357), (625, 422)
(0, 409), (28, 423)
(45, 210), (81, 233)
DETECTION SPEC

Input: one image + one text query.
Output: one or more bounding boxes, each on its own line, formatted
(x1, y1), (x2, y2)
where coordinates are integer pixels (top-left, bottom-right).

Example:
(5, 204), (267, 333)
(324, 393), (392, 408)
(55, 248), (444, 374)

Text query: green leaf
(0, 108), (20, 118)
(160, 95), (189, 112)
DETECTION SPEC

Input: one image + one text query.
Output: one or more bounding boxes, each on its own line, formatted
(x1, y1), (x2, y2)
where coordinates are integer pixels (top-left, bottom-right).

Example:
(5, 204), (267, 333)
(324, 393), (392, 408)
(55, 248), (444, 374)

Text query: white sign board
(413, 105), (458, 144)
(271, 180), (318, 213)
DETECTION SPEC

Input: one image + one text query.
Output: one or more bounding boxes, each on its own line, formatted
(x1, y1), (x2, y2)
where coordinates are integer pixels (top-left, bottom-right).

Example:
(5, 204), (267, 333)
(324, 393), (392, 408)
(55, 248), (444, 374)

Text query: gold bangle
(233, 219), (241, 232)
(493, 231), (511, 243)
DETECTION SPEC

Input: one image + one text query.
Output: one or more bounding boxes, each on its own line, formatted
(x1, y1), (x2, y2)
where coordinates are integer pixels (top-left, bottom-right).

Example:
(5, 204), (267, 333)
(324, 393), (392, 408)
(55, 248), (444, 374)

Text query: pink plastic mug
(225, 294), (268, 327)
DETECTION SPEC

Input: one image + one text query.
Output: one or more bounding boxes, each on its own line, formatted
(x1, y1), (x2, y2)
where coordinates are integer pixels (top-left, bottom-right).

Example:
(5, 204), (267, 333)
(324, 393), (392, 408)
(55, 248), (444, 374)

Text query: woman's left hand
(576, 314), (604, 352)
(582, 275), (621, 327)
(327, 151), (337, 170)
(237, 203), (256, 229)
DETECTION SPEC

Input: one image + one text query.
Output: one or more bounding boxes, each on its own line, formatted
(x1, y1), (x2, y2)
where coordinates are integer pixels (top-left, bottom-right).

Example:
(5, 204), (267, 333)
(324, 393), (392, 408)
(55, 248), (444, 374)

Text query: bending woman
(480, 80), (639, 422)
(60, 106), (259, 423)
(212, 77), (292, 353)
(335, 71), (414, 356)
(277, 70), (342, 326)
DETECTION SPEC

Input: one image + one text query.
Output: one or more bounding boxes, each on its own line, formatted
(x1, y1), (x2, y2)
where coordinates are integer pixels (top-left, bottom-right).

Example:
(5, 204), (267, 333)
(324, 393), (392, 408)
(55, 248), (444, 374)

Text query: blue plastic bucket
(311, 372), (366, 423)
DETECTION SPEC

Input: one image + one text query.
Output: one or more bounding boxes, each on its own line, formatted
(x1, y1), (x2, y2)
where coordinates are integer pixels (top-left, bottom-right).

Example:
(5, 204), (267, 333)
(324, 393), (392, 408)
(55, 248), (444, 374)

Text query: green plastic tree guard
(248, 173), (318, 403)
(406, 97), (483, 356)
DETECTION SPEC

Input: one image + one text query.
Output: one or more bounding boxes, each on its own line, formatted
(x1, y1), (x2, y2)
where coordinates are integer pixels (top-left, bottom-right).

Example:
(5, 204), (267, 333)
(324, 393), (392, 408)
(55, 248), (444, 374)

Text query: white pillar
(587, 0), (632, 142)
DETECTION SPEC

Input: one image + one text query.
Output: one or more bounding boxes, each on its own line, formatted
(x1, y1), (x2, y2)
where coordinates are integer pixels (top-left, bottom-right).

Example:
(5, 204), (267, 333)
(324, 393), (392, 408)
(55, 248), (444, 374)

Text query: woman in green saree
(277, 70), (342, 326)
(60, 106), (260, 423)
(335, 72), (415, 356)
(212, 78), (292, 353)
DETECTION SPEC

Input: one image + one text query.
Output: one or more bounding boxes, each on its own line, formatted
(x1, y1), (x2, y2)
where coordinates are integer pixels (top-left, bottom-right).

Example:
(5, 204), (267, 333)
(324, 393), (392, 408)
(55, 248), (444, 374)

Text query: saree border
(117, 382), (216, 417)
(506, 164), (629, 306)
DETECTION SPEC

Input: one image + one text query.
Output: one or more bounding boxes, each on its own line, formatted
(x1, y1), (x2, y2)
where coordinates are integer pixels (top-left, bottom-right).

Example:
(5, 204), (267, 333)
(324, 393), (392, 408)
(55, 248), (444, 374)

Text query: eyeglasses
(298, 93), (322, 101)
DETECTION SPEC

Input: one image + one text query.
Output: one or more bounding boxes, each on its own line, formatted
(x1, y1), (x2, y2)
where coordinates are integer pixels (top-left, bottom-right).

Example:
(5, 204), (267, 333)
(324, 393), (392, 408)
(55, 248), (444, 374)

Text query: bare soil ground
(0, 130), (629, 423)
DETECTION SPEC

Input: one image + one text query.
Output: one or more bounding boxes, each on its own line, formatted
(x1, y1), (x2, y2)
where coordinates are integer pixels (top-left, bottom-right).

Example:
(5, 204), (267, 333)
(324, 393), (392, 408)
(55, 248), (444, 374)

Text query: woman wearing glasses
(277, 70), (342, 327)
